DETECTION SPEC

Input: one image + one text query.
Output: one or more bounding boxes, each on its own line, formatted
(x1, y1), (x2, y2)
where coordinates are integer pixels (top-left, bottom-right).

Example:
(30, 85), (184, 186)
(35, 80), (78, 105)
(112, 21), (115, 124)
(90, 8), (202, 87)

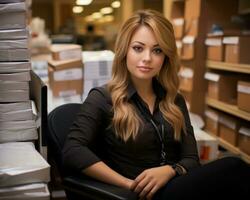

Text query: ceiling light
(92, 12), (102, 19)
(73, 6), (83, 14)
(111, 1), (121, 8)
(85, 15), (94, 22)
(100, 7), (113, 15)
(76, 0), (93, 6)
(104, 15), (114, 22)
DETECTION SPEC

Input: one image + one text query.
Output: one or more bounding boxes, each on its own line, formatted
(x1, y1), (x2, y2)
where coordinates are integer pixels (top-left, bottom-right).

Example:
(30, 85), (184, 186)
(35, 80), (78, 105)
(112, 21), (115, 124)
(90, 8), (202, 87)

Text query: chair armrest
(63, 176), (138, 200)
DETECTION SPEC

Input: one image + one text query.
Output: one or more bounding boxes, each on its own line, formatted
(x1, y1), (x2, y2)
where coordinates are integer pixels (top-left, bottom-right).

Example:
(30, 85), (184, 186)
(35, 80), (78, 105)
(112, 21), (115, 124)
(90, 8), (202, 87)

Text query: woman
(63, 10), (250, 200)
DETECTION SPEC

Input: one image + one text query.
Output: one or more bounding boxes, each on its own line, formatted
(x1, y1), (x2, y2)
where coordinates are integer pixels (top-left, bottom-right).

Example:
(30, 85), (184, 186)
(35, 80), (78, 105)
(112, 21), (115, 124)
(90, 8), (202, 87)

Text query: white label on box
(205, 38), (222, 46)
(219, 117), (236, 130)
(176, 41), (182, 48)
(223, 37), (239, 44)
(183, 36), (195, 44)
(59, 90), (77, 97)
(59, 49), (82, 60)
(239, 127), (250, 137)
(204, 72), (220, 82)
(179, 68), (193, 78)
(54, 68), (82, 81)
(238, 84), (250, 94)
(172, 18), (184, 25)
(205, 110), (219, 121)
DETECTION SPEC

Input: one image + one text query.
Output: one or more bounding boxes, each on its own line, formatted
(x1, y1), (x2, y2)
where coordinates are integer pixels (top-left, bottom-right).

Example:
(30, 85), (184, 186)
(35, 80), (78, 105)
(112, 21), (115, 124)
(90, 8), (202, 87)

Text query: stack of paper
(0, 1), (50, 199)
(82, 50), (114, 100)
(0, 142), (50, 199)
(0, 0), (37, 143)
(0, 183), (50, 200)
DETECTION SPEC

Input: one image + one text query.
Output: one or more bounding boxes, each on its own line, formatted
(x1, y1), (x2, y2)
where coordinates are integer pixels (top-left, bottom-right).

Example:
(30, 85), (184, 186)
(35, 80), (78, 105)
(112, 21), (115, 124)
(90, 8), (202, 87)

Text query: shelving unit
(169, 0), (207, 116)
(211, 134), (250, 164)
(206, 60), (250, 74)
(203, 0), (250, 162)
(206, 97), (250, 121)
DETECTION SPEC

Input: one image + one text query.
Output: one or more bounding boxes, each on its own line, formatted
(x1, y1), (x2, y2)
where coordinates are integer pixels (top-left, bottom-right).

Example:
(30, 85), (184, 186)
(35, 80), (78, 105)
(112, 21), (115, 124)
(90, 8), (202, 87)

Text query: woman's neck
(131, 78), (156, 114)
(132, 78), (153, 97)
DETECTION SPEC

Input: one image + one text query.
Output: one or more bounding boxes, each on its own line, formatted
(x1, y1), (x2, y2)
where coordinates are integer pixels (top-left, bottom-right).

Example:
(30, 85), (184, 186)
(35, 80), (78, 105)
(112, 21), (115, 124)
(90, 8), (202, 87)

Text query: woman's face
(126, 25), (165, 82)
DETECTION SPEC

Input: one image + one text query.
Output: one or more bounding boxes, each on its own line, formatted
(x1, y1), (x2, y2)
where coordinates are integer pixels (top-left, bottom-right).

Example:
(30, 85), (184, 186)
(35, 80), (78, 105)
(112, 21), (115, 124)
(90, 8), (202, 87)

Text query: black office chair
(47, 103), (137, 200)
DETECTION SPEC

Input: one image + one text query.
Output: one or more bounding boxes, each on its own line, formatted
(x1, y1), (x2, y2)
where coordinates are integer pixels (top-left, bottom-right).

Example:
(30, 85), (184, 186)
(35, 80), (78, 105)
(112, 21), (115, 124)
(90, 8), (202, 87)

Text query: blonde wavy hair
(107, 9), (186, 142)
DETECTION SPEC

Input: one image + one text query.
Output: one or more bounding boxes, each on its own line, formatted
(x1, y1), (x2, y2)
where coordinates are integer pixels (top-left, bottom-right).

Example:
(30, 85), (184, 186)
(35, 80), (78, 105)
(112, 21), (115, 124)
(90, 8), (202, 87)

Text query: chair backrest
(47, 103), (81, 173)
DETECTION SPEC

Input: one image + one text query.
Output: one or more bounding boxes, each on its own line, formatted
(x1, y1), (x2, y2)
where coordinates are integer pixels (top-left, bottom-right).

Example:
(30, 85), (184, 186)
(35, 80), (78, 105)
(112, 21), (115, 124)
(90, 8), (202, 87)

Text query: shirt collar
(127, 78), (166, 100)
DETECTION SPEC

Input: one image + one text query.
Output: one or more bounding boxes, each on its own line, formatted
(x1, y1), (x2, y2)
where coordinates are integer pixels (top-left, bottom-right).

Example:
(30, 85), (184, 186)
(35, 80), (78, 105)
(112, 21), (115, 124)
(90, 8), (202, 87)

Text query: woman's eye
(153, 48), (163, 54)
(132, 46), (143, 52)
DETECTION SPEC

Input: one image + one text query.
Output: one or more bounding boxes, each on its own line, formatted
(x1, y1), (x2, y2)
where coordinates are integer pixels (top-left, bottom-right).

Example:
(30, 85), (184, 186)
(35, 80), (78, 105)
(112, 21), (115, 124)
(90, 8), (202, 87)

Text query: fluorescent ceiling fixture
(111, 1), (121, 8)
(76, 0), (93, 5)
(92, 12), (102, 19)
(85, 15), (94, 22)
(100, 7), (113, 14)
(104, 15), (114, 22)
(73, 6), (83, 13)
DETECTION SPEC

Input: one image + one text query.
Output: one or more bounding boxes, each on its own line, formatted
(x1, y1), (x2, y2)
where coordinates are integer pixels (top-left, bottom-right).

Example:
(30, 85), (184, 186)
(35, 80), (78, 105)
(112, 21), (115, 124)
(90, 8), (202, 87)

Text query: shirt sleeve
(175, 94), (201, 171)
(62, 88), (109, 173)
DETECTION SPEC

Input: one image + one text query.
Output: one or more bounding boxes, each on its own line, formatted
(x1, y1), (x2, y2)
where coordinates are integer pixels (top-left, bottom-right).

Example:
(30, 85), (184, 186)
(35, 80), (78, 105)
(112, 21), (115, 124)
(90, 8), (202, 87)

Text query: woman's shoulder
(175, 92), (185, 104)
(88, 85), (112, 105)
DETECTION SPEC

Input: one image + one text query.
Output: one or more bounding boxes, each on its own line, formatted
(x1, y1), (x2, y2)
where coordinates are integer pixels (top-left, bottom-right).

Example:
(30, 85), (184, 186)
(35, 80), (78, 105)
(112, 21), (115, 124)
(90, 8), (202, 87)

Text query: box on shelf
(48, 58), (83, 97)
(204, 108), (220, 136)
(238, 127), (250, 155)
(237, 81), (250, 112)
(181, 36), (195, 60)
(50, 44), (82, 61)
(184, 0), (201, 20)
(204, 72), (238, 103)
(205, 37), (224, 61)
(223, 36), (250, 64)
(185, 18), (199, 36)
(179, 67), (193, 92)
(194, 129), (218, 163)
(176, 40), (182, 57)
(172, 18), (184, 39)
(219, 114), (240, 146)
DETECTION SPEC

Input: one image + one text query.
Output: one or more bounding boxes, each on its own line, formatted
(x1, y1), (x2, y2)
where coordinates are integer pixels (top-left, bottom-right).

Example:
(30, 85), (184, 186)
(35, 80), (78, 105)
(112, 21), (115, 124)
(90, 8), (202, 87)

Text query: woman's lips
(137, 66), (152, 72)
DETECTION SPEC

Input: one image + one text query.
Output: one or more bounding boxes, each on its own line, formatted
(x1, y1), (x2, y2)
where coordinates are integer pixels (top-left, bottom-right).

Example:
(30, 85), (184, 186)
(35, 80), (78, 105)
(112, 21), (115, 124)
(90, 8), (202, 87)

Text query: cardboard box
(223, 36), (250, 64)
(194, 129), (218, 163)
(237, 81), (250, 112)
(204, 72), (237, 103)
(82, 50), (114, 80)
(181, 36), (195, 60)
(176, 40), (182, 57)
(205, 37), (224, 61)
(219, 114), (239, 146)
(238, 127), (250, 155)
(172, 18), (184, 39)
(50, 44), (82, 61)
(204, 108), (220, 136)
(184, 0), (201, 20)
(185, 18), (199, 37)
(48, 59), (83, 97)
(179, 67), (193, 92)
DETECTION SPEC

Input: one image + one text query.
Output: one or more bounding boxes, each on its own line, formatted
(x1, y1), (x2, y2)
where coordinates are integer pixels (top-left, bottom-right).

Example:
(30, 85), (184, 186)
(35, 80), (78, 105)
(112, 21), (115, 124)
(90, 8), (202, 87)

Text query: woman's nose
(142, 50), (151, 62)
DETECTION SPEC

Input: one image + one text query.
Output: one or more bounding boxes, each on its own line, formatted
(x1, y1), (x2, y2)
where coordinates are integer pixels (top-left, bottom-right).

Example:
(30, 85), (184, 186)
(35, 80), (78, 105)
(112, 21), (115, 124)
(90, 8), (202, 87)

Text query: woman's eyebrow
(131, 41), (159, 47)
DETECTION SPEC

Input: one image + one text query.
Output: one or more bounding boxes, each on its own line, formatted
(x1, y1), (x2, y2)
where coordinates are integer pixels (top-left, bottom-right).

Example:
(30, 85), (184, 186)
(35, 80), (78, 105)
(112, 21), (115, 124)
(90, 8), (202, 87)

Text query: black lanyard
(135, 98), (167, 166)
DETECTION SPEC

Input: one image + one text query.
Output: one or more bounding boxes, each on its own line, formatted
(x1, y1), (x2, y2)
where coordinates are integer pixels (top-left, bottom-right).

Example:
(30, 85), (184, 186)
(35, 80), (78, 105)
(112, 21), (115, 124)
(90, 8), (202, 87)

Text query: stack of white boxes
(82, 50), (114, 100)
(0, 1), (50, 199)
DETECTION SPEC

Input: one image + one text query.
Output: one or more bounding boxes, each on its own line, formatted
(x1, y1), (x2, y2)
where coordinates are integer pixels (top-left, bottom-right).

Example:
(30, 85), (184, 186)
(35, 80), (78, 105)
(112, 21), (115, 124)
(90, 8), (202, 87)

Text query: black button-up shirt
(63, 81), (200, 179)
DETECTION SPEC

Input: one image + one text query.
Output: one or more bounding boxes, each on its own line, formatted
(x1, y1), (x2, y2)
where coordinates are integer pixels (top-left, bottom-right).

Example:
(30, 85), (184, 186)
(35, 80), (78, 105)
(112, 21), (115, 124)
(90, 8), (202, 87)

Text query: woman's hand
(130, 165), (176, 200)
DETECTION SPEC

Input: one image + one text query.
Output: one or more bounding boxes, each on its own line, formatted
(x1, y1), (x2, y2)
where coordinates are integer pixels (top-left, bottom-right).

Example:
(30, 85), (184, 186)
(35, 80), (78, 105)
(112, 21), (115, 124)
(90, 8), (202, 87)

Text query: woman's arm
(176, 94), (200, 171)
(83, 161), (133, 189)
